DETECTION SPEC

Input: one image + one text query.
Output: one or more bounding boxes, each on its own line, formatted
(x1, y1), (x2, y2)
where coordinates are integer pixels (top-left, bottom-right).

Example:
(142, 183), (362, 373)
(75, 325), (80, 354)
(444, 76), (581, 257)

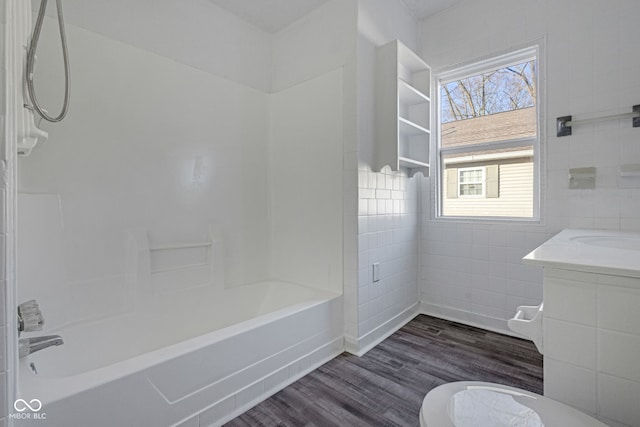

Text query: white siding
(443, 158), (533, 218)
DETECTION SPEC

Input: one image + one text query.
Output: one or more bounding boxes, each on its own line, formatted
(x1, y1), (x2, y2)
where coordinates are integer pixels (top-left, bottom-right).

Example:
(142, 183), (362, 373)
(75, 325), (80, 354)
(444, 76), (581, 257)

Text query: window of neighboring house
(436, 46), (540, 220)
(458, 167), (485, 197)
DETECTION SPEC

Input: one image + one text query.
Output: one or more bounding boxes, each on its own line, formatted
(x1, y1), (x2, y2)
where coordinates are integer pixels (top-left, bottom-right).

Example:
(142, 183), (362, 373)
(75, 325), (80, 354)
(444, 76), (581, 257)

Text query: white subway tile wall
(356, 166), (419, 339)
(419, 0), (640, 332)
(420, 206), (547, 327)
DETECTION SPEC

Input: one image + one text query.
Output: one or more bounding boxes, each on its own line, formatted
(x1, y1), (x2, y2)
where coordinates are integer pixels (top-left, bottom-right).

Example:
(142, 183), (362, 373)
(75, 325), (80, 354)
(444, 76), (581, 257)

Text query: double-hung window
(458, 167), (485, 197)
(436, 46), (540, 220)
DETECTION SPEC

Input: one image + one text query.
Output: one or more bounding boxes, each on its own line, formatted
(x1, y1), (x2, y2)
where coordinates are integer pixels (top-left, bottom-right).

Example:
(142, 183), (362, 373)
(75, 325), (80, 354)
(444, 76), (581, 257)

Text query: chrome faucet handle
(18, 300), (45, 333)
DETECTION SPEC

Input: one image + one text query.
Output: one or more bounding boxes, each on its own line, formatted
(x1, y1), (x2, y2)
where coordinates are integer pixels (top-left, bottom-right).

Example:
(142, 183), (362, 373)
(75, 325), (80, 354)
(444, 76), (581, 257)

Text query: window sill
(431, 215), (543, 226)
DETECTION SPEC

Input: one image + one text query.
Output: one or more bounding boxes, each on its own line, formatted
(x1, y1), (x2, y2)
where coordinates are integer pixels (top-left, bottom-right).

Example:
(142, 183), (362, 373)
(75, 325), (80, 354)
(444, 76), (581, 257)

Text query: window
(436, 47), (539, 219)
(458, 167), (485, 197)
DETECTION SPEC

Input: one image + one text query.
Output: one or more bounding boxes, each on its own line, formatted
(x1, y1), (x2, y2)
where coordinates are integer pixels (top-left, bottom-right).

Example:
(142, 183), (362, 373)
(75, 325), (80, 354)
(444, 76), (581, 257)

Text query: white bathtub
(16, 281), (343, 427)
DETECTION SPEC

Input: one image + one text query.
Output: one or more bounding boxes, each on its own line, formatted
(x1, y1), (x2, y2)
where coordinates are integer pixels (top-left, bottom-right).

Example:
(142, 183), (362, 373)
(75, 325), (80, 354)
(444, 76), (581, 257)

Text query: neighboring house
(441, 107), (536, 217)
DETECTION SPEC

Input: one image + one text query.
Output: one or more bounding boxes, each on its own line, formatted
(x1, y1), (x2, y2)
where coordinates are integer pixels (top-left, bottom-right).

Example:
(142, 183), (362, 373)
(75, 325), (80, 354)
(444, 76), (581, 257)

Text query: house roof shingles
(441, 107), (536, 148)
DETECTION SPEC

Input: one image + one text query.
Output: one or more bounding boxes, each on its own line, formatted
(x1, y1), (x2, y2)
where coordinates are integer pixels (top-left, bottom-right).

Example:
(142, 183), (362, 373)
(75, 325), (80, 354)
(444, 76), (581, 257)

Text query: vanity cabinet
(375, 40), (431, 176)
(523, 229), (640, 427)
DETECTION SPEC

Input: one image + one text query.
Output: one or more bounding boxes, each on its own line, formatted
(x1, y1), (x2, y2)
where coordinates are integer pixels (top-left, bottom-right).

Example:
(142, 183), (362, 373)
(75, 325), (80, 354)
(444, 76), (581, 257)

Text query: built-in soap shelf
(149, 241), (213, 251)
(149, 240), (213, 275)
(126, 229), (223, 296)
(507, 303), (543, 354)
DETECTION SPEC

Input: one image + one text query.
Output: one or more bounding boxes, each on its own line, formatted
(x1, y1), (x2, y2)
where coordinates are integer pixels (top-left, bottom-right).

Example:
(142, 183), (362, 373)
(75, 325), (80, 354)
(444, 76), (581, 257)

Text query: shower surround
(15, 2), (346, 425)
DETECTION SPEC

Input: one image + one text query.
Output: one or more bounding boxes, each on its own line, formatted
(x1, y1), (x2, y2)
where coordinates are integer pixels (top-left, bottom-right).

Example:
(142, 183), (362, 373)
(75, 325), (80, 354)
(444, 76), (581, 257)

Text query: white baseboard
(418, 301), (526, 339)
(344, 302), (420, 357)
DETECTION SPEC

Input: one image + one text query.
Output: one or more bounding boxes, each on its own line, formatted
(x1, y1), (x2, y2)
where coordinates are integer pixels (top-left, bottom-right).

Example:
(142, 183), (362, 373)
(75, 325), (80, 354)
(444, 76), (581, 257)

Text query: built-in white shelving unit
(375, 40), (431, 176)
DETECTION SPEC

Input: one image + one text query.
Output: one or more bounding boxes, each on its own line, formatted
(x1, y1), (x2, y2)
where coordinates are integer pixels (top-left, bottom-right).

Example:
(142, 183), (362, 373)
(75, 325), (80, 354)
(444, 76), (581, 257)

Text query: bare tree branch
(441, 60), (536, 122)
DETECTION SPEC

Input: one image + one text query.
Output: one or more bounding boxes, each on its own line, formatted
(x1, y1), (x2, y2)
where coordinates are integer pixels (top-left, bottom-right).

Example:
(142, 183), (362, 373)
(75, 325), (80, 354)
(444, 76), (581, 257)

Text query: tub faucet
(19, 335), (64, 358)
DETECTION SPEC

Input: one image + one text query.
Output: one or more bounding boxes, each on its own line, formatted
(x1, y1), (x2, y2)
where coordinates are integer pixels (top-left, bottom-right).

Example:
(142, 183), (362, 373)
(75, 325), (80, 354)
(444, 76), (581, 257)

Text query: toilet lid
(449, 388), (543, 427)
(420, 382), (607, 427)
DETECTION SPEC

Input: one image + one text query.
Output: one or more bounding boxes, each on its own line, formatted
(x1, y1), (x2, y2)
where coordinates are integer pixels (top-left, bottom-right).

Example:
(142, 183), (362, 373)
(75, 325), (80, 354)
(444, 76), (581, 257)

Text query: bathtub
(15, 281), (343, 427)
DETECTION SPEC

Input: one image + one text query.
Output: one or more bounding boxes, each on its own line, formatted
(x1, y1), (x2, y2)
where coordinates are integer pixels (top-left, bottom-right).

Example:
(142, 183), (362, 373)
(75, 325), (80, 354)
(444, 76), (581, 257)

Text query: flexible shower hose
(25, 0), (70, 123)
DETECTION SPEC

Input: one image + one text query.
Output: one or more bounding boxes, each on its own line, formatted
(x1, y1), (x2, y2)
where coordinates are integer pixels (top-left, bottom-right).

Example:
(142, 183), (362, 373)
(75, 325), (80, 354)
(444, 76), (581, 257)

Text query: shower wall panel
(18, 19), (270, 318)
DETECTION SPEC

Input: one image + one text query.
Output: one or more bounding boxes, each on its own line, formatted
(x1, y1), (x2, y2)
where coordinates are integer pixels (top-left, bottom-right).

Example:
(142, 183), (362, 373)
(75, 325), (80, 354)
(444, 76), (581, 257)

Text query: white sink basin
(570, 235), (640, 251)
(523, 229), (640, 278)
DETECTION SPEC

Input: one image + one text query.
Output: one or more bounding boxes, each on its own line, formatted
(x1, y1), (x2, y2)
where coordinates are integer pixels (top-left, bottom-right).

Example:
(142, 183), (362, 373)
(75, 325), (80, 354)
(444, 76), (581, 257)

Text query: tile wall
(419, 0), (640, 333)
(420, 216), (547, 331)
(355, 166), (419, 349)
(349, 0), (422, 354)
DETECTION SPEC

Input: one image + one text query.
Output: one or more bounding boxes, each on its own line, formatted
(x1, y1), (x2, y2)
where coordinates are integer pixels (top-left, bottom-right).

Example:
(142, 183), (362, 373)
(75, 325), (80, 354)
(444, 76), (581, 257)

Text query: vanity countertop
(523, 229), (640, 278)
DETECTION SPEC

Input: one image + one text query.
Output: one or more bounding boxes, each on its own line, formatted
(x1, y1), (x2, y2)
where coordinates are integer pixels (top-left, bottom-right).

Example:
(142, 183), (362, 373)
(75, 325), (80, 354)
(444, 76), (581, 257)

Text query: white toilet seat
(420, 381), (607, 427)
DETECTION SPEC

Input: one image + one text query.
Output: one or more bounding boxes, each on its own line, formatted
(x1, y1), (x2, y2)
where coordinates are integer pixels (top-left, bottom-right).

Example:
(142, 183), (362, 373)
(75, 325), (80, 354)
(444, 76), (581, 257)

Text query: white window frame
(434, 45), (542, 222)
(458, 166), (485, 198)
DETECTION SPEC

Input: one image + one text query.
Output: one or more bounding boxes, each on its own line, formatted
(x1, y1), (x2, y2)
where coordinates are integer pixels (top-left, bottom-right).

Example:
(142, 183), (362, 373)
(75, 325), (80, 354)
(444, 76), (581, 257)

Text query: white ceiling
(208, 0), (461, 33)
(401, 0), (462, 19)
(208, 0), (330, 33)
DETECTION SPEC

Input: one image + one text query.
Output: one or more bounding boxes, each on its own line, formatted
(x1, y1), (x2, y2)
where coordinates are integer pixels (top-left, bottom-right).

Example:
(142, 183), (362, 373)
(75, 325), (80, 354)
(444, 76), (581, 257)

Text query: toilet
(420, 381), (606, 427)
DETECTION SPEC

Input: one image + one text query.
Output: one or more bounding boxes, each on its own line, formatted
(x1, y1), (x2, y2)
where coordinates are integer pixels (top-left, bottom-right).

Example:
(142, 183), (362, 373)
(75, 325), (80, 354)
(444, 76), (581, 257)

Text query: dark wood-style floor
(226, 314), (543, 427)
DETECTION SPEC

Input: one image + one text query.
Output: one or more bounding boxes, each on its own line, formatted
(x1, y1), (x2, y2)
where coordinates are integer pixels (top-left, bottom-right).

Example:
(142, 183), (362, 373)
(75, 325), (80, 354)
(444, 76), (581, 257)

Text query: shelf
(399, 117), (430, 136)
(399, 79), (430, 105)
(399, 157), (429, 168)
(375, 40), (431, 175)
(398, 46), (430, 73)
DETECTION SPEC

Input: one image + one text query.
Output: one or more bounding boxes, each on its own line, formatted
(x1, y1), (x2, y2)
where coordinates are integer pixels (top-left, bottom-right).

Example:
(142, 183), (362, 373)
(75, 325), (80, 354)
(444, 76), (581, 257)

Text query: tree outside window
(437, 48), (539, 219)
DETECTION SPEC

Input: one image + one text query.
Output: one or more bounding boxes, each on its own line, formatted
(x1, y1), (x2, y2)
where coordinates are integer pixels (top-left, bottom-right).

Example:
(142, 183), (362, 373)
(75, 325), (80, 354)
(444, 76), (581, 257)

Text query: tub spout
(19, 335), (64, 358)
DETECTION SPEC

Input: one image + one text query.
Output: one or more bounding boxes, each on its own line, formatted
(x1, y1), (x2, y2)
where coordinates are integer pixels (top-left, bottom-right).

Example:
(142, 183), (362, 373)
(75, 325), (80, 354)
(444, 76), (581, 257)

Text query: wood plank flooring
(225, 314), (543, 427)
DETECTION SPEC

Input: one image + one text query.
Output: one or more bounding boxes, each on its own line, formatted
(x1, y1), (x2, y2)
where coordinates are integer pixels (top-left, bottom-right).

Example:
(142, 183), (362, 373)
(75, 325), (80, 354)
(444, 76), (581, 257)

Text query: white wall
(419, 0), (640, 333)
(267, 0), (358, 336)
(347, 0), (421, 353)
(271, 0), (356, 92)
(268, 69), (344, 293)
(31, 0), (272, 92)
(18, 17), (271, 326)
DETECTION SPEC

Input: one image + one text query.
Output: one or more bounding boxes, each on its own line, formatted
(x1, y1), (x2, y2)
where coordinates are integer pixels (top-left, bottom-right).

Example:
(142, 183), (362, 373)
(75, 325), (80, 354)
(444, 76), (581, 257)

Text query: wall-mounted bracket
(556, 115), (572, 137)
(633, 105), (640, 128)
